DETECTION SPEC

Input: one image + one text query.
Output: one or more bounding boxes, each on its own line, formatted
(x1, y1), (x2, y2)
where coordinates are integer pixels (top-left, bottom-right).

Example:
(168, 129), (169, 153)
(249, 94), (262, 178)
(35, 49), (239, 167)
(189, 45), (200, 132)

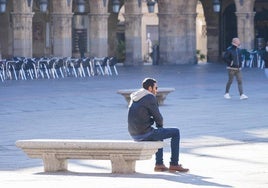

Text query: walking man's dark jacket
(223, 45), (243, 69)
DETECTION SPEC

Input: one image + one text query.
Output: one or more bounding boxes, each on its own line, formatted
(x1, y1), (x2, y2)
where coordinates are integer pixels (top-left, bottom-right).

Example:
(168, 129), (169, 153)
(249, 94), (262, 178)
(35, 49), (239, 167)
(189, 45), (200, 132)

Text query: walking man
(223, 37), (248, 100)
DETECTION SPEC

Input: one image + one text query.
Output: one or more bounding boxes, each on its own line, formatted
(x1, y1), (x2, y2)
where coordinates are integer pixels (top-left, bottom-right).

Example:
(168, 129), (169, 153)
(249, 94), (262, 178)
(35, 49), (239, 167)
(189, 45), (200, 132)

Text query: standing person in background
(127, 78), (189, 173)
(223, 37), (248, 100)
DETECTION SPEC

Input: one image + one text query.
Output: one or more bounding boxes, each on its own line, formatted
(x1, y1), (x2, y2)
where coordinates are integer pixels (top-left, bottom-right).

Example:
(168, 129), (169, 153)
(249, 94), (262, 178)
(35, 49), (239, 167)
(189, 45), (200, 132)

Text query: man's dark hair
(142, 78), (157, 90)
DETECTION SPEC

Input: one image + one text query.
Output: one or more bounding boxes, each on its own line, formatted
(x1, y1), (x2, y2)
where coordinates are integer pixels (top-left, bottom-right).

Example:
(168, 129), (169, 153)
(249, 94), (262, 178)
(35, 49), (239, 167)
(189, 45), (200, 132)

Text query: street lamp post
(0, 0), (6, 13)
(213, 0), (221, 13)
(112, 0), (158, 13)
(39, 0), (48, 12)
(147, 0), (157, 13)
(112, 0), (120, 13)
(76, 0), (85, 13)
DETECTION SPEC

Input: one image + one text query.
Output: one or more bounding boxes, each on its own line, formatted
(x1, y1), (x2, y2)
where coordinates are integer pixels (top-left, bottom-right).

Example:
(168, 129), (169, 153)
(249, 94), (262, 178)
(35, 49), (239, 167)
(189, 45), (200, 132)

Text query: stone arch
(107, 0), (123, 59)
(71, 0), (90, 58)
(196, 1), (207, 63)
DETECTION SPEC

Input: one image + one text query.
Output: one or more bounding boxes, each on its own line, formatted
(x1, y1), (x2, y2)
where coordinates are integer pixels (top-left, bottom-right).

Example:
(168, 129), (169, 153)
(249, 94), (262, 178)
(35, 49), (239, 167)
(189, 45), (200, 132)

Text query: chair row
(241, 50), (266, 69)
(0, 56), (119, 82)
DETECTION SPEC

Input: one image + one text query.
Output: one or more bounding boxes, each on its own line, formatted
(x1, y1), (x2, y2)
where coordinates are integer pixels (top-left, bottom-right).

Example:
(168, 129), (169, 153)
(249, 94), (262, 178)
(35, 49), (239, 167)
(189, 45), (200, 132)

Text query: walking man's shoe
(169, 164), (189, 173)
(154, 164), (168, 172)
(240, 94), (248, 100)
(224, 93), (231, 99)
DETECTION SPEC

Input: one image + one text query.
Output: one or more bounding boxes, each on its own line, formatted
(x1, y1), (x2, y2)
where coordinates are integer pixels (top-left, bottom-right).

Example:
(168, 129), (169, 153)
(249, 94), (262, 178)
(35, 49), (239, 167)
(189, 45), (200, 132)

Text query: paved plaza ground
(0, 63), (268, 188)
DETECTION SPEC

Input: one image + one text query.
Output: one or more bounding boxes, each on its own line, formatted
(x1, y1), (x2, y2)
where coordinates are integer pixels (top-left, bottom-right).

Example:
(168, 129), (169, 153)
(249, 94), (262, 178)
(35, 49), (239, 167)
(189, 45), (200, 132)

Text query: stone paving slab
(0, 63), (268, 187)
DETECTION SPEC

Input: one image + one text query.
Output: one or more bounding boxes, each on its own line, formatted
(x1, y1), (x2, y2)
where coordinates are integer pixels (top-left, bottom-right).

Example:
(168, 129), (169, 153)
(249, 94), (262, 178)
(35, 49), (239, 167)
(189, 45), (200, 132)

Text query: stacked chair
(0, 56), (119, 82)
(241, 50), (266, 69)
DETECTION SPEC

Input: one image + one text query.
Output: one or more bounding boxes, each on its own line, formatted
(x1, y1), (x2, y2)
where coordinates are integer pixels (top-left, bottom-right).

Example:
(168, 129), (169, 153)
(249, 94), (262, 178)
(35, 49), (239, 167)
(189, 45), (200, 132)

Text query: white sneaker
(224, 93), (231, 99)
(240, 94), (248, 100)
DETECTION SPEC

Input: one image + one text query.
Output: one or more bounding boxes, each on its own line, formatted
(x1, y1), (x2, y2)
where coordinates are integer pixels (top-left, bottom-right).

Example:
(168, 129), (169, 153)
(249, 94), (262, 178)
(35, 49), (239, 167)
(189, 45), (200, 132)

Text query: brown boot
(169, 164), (189, 173)
(154, 164), (168, 172)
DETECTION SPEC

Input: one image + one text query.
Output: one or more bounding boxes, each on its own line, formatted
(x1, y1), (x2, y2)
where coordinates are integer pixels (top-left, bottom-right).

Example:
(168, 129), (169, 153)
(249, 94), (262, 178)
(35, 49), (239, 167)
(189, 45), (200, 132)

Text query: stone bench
(117, 87), (175, 105)
(15, 139), (164, 174)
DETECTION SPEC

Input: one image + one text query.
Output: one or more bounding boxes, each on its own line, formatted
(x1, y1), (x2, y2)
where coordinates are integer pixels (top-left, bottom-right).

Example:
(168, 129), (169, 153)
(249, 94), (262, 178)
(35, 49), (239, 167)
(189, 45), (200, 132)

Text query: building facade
(0, 0), (267, 65)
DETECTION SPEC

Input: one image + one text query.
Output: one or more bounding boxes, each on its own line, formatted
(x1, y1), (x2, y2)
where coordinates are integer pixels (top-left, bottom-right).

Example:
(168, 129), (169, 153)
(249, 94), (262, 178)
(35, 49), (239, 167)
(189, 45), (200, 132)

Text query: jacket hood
(130, 88), (154, 102)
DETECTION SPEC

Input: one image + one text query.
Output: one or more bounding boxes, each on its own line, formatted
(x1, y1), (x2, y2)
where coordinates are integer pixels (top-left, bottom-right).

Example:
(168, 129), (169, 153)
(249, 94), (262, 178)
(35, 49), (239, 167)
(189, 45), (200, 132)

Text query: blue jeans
(141, 127), (180, 166)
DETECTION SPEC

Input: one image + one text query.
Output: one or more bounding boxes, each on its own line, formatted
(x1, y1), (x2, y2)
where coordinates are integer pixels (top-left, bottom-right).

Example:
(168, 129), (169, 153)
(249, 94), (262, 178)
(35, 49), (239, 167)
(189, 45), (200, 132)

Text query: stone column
(158, 0), (197, 64)
(108, 14), (119, 57)
(234, 0), (255, 50)
(183, 12), (197, 64)
(158, 12), (181, 64)
(88, 0), (109, 57)
(12, 0), (34, 57)
(88, 13), (109, 57)
(236, 12), (255, 50)
(124, 0), (143, 66)
(51, 0), (73, 57)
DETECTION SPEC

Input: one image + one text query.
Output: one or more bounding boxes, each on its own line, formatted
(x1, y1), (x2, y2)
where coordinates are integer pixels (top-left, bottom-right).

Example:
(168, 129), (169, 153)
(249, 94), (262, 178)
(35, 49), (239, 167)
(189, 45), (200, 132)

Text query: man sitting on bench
(127, 77), (189, 173)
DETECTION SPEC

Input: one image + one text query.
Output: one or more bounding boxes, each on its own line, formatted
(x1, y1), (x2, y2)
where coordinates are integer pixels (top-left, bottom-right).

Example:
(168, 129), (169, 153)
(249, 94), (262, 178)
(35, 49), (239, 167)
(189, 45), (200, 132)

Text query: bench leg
(157, 95), (166, 105)
(42, 153), (68, 172)
(124, 96), (131, 105)
(110, 154), (136, 174)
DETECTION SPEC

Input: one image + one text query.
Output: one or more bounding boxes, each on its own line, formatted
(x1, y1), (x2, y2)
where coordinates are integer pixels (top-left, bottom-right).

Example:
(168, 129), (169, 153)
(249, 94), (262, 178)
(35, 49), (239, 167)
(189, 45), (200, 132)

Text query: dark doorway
(255, 8), (268, 48)
(222, 3), (237, 51)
